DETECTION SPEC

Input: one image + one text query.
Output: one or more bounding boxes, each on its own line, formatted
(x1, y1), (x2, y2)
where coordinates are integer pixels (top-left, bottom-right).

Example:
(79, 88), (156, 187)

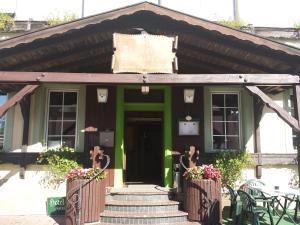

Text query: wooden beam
(292, 85), (300, 187)
(0, 71), (299, 84)
(20, 96), (31, 145)
(0, 85), (39, 118)
(246, 85), (300, 131)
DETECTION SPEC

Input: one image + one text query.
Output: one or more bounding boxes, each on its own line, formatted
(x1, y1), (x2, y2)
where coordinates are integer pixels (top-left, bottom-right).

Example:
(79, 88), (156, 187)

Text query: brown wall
(171, 86), (204, 163)
(85, 85), (116, 186)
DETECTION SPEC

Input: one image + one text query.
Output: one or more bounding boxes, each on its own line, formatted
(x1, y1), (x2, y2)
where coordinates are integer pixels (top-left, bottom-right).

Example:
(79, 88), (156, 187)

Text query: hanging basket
(184, 179), (222, 225)
(65, 178), (106, 225)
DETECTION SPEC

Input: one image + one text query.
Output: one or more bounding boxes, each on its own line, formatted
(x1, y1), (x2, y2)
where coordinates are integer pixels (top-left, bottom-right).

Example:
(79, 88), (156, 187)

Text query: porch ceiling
(0, 2), (299, 75)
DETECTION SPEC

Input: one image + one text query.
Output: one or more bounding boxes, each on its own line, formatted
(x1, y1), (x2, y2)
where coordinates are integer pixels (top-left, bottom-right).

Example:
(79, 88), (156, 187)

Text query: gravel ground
(0, 215), (65, 225)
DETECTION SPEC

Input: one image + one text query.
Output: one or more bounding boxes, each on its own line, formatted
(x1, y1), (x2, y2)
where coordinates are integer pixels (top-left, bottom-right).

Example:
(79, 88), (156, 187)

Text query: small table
(254, 186), (300, 225)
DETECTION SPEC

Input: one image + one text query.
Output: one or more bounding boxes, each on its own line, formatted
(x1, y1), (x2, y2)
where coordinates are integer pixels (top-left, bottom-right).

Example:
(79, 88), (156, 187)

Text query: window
(289, 95), (297, 150)
(0, 95), (7, 149)
(211, 93), (240, 150)
(46, 91), (78, 148)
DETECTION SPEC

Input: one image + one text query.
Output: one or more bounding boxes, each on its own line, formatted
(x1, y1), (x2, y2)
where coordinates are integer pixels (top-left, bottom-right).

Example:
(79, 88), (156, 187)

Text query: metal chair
(226, 184), (238, 218)
(237, 190), (274, 225)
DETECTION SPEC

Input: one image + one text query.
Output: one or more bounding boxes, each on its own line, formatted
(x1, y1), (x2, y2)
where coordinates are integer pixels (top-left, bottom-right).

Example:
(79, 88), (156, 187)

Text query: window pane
(290, 95), (294, 109)
(0, 95), (7, 106)
(226, 94), (238, 107)
(47, 136), (61, 148)
(212, 94), (224, 107)
(227, 136), (239, 149)
(63, 122), (76, 135)
(49, 106), (62, 120)
(213, 136), (225, 149)
(63, 107), (77, 120)
(62, 136), (75, 148)
(226, 122), (239, 135)
(213, 122), (225, 135)
(50, 92), (63, 105)
(226, 108), (239, 121)
(213, 108), (224, 121)
(64, 92), (77, 106)
(48, 121), (61, 135)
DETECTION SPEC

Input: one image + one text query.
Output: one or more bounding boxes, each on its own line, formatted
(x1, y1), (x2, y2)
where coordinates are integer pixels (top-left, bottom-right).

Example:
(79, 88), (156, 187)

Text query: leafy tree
(0, 13), (14, 31)
(47, 12), (78, 26)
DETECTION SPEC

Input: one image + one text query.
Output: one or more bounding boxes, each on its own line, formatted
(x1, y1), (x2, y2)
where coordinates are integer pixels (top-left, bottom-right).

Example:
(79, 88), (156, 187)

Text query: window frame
(287, 93), (298, 151)
(210, 91), (241, 151)
(45, 90), (79, 149)
(0, 94), (7, 150)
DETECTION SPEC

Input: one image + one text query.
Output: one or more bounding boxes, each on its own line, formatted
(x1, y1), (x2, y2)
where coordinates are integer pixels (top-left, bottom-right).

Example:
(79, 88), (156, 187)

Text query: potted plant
(38, 146), (108, 225)
(65, 167), (107, 225)
(183, 164), (222, 225)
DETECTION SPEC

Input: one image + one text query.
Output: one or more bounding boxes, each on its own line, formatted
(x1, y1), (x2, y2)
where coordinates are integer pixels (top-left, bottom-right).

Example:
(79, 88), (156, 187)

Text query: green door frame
(114, 85), (172, 187)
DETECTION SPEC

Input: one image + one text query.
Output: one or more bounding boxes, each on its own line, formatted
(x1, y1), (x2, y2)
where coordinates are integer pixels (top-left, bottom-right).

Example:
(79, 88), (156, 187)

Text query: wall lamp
(184, 89), (195, 103)
(97, 88), (108, 103)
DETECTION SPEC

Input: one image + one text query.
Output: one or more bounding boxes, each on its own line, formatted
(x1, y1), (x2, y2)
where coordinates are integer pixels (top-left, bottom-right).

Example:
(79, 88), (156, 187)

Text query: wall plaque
(178, 120), (200, 136)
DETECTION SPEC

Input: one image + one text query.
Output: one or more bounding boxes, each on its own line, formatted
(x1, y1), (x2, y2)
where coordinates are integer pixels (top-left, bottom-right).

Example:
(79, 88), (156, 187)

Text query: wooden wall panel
(171, 86), (204, 163)
(85, 85), (116, 187)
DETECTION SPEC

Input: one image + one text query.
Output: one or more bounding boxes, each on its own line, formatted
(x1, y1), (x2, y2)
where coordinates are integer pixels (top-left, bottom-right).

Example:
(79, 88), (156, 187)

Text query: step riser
(105, 204), (178, 212)
(109, 194), (171, 201)
(101, 215), (187, 224)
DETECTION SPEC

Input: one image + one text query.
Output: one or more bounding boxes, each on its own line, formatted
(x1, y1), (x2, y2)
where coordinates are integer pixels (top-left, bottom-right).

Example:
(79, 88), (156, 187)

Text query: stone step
(108, 191), (172, 201)
(99, 222), (201, 225)
(105, 200), (179, 212)
(100, 211), (188, 224)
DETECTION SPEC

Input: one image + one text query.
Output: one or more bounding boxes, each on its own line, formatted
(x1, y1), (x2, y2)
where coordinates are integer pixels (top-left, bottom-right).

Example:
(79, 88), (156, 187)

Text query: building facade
(0, 2), (300, 215)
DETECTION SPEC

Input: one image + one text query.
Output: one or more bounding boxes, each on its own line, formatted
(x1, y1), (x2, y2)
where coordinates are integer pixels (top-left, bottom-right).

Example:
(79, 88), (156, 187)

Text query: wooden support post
(20, 96), (31, 146)
(293, 85), (300, 187)
(253, 97), (264, 179)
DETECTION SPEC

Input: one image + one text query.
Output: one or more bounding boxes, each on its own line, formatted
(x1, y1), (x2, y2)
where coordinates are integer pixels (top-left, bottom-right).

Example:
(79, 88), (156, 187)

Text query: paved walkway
(0, 215), (65, 225)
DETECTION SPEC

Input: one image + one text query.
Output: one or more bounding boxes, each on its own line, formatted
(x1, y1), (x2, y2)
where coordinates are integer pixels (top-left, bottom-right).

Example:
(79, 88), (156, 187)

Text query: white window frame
(0, 94), (7, 150)
(45, 90), (79, 149)
(210, 92), (241, 151)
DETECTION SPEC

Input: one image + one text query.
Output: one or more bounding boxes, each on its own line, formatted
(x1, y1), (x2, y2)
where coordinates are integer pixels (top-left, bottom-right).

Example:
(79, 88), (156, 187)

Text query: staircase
(100, 185), (200, 225)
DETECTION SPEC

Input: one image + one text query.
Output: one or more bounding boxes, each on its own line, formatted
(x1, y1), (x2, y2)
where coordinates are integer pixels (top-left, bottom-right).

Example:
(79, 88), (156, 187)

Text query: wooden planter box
(65, 178), (106, 225)
(184, 179), (222, 225)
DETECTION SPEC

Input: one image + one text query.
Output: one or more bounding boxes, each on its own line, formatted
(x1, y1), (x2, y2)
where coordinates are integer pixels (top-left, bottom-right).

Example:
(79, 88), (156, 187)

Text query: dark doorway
(124, 112), (163, 185)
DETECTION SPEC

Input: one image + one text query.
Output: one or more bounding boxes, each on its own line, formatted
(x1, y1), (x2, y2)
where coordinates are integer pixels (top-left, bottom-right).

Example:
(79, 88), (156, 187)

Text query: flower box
(65, 168), (107, 225)
(184, 179), (222, 224)
(65, 178), (106, 225)
(183, 165), (222, 224)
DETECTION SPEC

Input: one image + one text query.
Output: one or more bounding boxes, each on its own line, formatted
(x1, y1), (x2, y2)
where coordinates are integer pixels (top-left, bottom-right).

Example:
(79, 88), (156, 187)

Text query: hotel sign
(112, 33), (178, 74)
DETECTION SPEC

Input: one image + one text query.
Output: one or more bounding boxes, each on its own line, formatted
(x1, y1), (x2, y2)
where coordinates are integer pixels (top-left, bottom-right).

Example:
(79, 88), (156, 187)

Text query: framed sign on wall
(178, 120), (200, 136)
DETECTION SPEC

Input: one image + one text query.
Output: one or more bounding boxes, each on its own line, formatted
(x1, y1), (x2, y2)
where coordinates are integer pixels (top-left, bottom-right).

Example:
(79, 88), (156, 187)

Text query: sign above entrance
(112, 33), (178, 74)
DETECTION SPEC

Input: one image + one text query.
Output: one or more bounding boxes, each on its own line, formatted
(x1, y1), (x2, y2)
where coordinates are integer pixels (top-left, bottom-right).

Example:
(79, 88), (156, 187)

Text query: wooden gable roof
(0, 2), (299, 74)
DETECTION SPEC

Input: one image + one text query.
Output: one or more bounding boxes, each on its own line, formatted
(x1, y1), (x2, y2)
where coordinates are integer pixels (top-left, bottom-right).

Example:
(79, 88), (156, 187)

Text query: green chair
(226, 184), (238, 218)
(237, 190), (274, 225)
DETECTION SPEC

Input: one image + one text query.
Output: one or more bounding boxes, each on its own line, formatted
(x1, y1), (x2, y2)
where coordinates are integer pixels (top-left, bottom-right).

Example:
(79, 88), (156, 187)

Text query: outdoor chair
(226, 184), (238, 218)
(237, 190), (274, 225)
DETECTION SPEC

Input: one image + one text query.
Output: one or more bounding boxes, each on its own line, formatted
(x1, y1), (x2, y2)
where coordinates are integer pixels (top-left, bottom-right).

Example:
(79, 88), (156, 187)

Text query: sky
(0, 0), (300, 27)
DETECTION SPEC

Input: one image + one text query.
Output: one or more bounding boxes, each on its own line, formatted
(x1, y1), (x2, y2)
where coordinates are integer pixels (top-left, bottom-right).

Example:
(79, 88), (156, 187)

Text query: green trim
(124, 103), (164, 111)
(114, 85), (172, 187)
(114, 87), (125, 187)
(163, 87), (172, 187)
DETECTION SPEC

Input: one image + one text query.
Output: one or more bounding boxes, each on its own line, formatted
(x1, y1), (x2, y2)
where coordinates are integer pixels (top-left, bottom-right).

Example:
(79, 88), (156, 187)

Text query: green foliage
(37, 146), (80, 188)
(217, 19), (246, 28)
(214, 150), (253, 187)
(294, 22), (300, 29)
(0, 13), (14, 31)
(47, 12), (78, 26)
